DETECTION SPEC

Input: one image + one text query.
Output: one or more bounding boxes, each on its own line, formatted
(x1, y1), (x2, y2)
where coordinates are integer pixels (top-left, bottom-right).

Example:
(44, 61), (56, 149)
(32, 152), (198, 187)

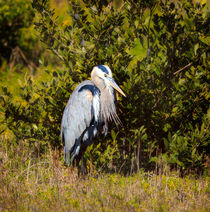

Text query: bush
(1, 0), (209, 174)
(0, 0), (39, 65)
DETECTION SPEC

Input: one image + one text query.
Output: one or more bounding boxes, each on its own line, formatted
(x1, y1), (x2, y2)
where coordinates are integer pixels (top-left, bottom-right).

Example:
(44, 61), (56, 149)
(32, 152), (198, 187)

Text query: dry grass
(0, 137), (209, 211)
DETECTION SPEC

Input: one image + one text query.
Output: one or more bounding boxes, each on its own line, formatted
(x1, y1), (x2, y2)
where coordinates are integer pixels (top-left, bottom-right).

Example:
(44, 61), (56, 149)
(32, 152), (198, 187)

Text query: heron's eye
(104, 73), (107, 77)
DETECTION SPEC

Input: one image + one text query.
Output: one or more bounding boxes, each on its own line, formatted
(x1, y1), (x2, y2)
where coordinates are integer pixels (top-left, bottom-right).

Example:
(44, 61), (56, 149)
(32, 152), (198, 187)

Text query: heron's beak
(106, 77), (126, 97)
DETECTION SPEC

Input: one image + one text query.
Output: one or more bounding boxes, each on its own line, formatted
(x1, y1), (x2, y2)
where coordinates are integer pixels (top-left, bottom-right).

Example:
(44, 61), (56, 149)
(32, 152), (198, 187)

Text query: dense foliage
(0, 0), (38, 65)
(1, 0), (209, 175)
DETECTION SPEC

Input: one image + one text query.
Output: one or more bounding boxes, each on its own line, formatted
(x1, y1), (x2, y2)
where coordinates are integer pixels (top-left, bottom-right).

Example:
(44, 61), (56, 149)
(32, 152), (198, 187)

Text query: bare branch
(173, 62), (193, 75)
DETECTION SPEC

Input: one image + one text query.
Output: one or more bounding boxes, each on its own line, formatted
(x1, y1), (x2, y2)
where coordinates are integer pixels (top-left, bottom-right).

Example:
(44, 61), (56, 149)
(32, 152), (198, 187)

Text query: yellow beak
(106, 77), (126, 97)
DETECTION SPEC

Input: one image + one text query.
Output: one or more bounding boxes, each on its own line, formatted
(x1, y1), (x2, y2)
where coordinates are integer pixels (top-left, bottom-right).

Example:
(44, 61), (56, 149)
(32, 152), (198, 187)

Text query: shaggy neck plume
(99, 87), (120, 125)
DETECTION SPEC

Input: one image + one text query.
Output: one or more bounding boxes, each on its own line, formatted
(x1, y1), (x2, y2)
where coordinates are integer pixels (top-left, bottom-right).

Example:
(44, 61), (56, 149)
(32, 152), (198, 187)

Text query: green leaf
(194, 43), (199, 55)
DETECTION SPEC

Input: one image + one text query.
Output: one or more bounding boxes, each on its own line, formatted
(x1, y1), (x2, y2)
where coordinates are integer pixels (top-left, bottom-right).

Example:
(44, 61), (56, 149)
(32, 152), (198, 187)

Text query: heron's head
(91, 65), (126, 97)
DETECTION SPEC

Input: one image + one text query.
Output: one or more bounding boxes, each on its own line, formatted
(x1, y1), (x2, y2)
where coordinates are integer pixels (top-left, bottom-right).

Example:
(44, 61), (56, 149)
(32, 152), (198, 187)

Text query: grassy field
(0, 138), (209, 211)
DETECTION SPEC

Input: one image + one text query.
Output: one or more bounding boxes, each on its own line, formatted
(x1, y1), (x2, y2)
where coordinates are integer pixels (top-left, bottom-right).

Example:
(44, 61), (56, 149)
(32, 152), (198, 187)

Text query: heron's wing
(61, 80), (100, 162)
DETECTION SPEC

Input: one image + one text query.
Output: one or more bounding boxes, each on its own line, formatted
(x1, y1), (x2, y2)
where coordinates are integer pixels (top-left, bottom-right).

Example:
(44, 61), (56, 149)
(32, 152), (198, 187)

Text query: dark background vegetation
(0, 0), (209, 176)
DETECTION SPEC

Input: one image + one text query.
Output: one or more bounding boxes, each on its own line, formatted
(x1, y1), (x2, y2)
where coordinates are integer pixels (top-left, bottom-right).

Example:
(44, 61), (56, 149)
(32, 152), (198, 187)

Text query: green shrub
(1, 0), (209, 174)
(0, 0), (39, 65)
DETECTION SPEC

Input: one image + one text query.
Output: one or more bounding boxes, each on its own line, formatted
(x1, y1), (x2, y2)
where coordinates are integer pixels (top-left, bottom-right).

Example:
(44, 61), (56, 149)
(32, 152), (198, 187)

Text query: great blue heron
(61, 65), (126, 170)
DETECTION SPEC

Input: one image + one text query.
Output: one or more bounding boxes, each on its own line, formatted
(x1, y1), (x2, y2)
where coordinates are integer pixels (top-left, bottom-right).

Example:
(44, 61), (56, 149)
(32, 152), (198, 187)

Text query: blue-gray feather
(61, 80), (100, 164)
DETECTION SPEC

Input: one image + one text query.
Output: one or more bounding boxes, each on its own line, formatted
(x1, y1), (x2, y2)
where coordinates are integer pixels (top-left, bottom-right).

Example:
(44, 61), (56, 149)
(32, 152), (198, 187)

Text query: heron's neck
(92, 77), (105, 91)
(91, 78), (119, 124)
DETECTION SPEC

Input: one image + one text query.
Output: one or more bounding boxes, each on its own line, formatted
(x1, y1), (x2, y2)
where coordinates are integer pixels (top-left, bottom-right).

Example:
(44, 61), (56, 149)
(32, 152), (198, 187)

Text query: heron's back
(61, 80), (100, 164)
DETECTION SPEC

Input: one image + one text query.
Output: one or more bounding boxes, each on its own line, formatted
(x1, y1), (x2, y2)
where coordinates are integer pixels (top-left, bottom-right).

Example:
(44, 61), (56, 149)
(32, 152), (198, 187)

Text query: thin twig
(49, 48), (65, 61)
(118, 160), (126, 174)
(147, 5), (156, 49)
(173, 62), (193, 75)
(27, 159), (31, 181)
(17, 162), (50, 179)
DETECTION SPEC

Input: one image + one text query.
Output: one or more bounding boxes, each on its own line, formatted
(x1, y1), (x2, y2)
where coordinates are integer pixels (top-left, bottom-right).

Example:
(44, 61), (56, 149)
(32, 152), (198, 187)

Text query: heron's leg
(75, 144), (87, 178)
(74, 152), (84, 178)
(81, 155), (85, 179)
